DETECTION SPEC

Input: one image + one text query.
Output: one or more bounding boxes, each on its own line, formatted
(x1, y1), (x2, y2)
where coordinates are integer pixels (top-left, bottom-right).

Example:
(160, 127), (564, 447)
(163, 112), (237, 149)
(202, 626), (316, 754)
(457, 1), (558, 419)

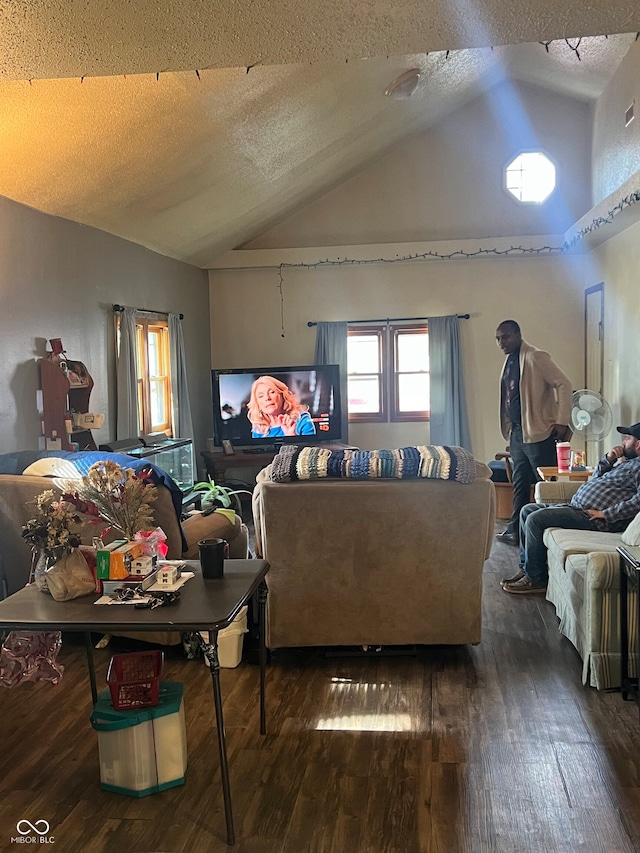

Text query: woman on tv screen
(247, 375), (317, 438)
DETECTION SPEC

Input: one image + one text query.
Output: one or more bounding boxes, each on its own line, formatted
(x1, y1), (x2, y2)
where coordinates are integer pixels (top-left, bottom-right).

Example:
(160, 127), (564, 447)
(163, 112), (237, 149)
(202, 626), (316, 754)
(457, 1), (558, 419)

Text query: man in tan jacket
(495, 320), (573, 546)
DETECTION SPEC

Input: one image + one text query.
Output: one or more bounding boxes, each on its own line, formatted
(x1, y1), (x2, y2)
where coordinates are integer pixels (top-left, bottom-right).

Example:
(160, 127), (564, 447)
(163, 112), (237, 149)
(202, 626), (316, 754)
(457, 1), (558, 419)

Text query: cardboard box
(157, 567), (179, 586)
(109, 541), (144, 579)
(96, 539), (128, 580)
(72, 412), (105, 429)
(131, 556), (156, 575)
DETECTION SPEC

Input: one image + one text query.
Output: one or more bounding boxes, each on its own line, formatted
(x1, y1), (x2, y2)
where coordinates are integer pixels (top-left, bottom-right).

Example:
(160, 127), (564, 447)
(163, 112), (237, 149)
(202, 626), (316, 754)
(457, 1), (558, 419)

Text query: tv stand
(201, 442), (357, 486)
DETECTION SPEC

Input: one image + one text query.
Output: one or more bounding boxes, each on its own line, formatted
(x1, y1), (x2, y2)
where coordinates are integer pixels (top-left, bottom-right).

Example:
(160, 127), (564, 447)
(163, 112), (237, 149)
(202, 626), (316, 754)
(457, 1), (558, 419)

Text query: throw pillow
(621, 512), (640, 547)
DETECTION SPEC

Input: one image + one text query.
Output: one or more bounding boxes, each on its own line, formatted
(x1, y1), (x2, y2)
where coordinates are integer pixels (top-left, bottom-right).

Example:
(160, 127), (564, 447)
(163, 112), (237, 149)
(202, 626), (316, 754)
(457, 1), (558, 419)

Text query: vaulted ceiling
(0, 1), (638, 267)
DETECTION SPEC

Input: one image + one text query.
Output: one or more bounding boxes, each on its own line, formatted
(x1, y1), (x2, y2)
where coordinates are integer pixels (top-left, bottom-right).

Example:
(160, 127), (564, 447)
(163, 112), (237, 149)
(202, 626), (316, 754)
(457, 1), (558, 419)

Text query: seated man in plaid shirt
(502, 422), (640, 594)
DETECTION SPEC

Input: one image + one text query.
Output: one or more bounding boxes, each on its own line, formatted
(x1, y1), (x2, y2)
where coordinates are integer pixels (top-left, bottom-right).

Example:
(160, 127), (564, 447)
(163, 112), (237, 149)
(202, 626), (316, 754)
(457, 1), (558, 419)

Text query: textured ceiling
(0, 1), (637, 267)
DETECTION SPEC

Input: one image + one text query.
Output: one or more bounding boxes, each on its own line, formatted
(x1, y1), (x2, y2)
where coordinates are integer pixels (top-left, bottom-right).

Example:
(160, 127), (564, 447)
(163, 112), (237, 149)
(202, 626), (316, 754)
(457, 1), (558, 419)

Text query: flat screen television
(212, 364), (342, 449)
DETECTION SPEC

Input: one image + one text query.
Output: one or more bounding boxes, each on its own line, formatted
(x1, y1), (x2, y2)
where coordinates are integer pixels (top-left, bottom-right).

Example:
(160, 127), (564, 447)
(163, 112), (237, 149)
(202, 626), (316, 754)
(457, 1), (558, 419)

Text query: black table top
(617, 545), (640, 569)
(0, 559), (268, 633)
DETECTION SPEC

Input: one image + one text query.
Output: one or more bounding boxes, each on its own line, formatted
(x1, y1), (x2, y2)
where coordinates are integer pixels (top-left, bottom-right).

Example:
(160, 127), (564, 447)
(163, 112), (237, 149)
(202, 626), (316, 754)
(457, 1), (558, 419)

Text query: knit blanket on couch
(270, 445), (477, 484)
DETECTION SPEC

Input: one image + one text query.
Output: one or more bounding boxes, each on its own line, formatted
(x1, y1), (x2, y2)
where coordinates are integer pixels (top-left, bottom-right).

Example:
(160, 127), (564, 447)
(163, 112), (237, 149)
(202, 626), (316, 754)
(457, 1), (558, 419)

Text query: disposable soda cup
(556, 442), (571, 472)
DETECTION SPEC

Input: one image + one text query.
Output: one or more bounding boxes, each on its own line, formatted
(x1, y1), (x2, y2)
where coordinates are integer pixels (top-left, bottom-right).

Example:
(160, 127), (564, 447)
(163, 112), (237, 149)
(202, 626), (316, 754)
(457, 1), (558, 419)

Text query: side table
(617, 544), (640, 705)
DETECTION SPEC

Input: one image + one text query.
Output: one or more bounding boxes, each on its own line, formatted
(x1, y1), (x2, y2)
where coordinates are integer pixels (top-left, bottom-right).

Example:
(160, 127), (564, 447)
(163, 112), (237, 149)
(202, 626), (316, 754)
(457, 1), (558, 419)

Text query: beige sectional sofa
(252, 458), (496, 650)
(535, 479), (640, 689)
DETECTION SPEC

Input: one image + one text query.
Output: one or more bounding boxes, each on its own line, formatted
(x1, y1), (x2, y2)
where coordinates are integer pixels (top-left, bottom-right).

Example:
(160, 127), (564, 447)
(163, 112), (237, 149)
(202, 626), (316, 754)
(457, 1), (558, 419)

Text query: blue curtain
(427, 315), (471, 451)
(314, 321), (349, 444)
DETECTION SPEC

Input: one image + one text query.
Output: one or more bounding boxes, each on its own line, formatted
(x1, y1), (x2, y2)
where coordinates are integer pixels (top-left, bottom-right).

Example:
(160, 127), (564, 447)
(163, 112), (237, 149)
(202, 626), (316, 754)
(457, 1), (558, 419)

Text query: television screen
(212, 364), (342, 448)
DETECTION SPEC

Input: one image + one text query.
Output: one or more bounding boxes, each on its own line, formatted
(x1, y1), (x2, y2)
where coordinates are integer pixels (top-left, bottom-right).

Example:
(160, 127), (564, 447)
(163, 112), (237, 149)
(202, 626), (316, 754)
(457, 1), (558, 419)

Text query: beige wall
(585, 217), (640, 428)
(209, 254), (584, 461)
(592, 38), (640, 204)
(0, 195), (212, 463)
(245, 81), (592, 249)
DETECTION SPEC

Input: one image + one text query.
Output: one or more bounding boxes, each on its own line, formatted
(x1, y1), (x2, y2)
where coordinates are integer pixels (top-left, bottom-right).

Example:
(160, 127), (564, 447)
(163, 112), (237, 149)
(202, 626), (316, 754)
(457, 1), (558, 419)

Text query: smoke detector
(384, 68), (421, 100)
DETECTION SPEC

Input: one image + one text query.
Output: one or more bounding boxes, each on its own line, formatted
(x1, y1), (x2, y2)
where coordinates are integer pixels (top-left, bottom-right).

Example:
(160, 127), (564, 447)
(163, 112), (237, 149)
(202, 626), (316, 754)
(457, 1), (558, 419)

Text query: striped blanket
(270, 445), (477, 484)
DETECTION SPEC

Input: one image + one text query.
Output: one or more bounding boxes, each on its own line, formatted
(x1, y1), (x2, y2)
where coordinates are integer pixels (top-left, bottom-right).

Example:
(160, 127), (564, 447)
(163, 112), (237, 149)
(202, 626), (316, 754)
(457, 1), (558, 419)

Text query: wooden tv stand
(202, 443), (357, 485)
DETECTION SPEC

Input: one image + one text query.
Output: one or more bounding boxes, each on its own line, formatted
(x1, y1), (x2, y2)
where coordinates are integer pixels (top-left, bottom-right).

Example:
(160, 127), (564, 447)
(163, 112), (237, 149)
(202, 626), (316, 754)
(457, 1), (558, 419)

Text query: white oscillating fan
(570, 389), (613, 440)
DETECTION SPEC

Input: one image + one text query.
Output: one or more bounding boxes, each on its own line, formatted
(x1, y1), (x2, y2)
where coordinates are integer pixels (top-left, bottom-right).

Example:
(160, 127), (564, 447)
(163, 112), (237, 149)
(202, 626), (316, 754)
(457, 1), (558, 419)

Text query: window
(505, 152), (556, 203)
(135, 318), (171, 435)
(347, 324), (429, 423)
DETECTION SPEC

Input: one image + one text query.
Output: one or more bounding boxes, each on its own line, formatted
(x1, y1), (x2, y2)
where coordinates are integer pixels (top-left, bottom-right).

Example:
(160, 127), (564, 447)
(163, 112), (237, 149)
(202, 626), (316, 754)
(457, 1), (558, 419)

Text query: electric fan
(570, 389), (613, 440)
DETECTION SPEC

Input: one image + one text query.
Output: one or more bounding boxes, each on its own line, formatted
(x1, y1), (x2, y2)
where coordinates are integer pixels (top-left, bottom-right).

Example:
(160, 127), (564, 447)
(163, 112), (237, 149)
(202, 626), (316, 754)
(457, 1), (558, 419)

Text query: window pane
(397, 332), (429, 371)
(148, 331), (161, 375)
(150, 379), (166, 428)
(348, 376), (381, 413)
(348, 335), (380, 373)
(398, 374), (430, 412)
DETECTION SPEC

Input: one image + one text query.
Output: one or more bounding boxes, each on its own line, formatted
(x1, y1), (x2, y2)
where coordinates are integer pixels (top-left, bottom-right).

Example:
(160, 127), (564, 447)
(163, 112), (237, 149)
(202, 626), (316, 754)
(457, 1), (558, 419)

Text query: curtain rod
(307, 313), (470, 327)
(113, 303), (184, 319)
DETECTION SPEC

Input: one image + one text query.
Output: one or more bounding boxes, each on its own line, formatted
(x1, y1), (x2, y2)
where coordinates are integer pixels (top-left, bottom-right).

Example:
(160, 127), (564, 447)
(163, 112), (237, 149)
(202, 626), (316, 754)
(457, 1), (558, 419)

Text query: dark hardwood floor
(1, 532), (640, 852)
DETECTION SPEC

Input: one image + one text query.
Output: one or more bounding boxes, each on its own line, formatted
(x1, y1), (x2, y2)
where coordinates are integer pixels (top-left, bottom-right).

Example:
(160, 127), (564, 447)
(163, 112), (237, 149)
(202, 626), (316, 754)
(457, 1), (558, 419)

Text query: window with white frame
(347, 324), (430, 423)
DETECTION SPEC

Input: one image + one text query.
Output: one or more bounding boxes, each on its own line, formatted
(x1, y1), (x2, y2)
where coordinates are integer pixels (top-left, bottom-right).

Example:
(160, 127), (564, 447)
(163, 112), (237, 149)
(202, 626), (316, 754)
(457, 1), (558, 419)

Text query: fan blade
(578, 393), (601, 413)
(589, 414), (605, 433)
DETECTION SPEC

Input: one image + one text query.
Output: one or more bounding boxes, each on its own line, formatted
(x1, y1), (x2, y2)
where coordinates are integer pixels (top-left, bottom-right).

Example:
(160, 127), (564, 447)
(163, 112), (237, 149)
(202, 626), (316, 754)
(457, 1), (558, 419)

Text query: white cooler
(90, 681), (187, 797)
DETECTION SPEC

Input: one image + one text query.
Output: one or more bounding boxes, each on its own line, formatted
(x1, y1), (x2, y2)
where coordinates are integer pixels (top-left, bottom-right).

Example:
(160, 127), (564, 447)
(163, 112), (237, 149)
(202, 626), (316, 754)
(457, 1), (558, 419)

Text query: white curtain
(116, 307), (140, 439)
(314, 321), (349, 443)
(427, 315), (472, 451)
(169, 313), (194, 441)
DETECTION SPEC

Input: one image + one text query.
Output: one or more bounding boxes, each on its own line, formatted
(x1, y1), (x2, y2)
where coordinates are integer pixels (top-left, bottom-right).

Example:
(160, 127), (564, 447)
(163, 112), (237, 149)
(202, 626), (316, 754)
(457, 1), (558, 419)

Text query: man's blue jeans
(518, 503), (596, 586)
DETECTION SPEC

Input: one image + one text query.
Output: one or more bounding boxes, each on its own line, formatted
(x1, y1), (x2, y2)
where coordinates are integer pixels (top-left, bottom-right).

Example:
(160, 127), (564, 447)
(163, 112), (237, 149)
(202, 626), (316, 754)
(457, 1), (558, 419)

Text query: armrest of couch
(181, 510), (248, 560)
(534, 480), (582, 504)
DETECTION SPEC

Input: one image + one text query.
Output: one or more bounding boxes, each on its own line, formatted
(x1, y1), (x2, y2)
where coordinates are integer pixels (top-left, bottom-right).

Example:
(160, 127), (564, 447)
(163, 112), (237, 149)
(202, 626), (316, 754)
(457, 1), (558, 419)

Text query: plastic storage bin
(90, 681), (187, 797)
(200, 605), (248, 668)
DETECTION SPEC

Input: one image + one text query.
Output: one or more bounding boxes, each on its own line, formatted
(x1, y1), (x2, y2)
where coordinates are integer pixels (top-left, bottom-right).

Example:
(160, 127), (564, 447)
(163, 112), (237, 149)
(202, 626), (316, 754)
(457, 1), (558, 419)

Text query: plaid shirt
(571, 456), (640, 531)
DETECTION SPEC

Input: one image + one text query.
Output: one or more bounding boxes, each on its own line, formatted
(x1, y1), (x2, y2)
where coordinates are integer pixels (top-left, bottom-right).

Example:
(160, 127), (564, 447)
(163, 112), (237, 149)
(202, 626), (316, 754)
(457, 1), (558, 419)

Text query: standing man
(495, 320), (573, 546)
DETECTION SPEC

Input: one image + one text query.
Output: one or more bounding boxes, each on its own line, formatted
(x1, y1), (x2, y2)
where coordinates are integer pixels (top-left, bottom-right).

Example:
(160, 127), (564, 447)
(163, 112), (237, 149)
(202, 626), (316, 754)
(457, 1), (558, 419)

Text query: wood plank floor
(1, 534), (640, 852)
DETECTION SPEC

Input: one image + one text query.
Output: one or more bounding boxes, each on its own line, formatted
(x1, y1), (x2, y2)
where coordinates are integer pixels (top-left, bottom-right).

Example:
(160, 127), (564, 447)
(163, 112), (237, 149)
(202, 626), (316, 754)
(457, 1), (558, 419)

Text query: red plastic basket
(106, 650), (164, 710)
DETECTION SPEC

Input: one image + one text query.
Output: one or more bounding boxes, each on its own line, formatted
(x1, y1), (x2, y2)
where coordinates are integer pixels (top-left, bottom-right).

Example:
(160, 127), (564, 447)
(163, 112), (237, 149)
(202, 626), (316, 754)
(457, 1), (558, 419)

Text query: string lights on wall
(274, 190), (640, 336)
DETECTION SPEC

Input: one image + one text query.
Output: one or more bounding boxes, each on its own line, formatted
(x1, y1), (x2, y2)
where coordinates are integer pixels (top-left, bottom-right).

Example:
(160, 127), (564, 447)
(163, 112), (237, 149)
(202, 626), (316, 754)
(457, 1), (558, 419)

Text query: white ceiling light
(384, 68), (421, 100)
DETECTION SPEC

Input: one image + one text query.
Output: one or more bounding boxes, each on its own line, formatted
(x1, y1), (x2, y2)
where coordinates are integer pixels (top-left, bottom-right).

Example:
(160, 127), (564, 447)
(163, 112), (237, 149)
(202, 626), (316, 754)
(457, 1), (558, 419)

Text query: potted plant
(192, 476), (252, 514)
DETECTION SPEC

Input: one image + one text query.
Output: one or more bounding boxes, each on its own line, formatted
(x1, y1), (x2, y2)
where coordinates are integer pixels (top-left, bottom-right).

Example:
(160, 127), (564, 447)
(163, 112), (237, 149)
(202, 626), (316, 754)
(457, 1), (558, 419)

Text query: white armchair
(532, 479), (634, 689)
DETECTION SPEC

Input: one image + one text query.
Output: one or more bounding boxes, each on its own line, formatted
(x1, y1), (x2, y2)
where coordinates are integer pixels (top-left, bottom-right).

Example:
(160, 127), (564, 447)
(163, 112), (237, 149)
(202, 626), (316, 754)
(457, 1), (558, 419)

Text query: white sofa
(535, 479), (640, 689)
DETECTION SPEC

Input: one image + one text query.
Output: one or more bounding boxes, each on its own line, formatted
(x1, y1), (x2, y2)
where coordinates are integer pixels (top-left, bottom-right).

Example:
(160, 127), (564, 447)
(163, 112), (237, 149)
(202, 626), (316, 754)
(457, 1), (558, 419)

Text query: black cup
(198, 538), (228, 579)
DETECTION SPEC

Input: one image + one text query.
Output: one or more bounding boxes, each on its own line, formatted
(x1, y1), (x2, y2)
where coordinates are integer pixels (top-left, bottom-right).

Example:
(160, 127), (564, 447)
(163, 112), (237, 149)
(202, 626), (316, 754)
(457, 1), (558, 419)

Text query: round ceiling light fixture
(384, 68), (421, 100)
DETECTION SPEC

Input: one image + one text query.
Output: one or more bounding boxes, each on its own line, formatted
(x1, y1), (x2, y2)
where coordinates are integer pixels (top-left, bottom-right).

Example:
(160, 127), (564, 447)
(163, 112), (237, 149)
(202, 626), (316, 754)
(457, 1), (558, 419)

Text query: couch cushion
(621, 512), (640, 547)
(544, 527), (624, 560)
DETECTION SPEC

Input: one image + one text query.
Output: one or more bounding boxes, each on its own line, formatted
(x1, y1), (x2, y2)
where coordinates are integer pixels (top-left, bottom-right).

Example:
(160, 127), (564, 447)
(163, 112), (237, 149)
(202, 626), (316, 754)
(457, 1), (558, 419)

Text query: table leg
(621, 568), (630, 700)
(205, 630), (235, 846)
(84, 632), (98, 705)
(258, 581), (268, 735)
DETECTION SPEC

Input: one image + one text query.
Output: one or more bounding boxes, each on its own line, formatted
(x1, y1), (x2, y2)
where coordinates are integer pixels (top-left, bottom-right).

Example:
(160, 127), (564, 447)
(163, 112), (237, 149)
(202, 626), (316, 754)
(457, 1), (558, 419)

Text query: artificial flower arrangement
(61, 459), (158, 541)
(21, 489), (84, 555)
(21, 460), (159, 598)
